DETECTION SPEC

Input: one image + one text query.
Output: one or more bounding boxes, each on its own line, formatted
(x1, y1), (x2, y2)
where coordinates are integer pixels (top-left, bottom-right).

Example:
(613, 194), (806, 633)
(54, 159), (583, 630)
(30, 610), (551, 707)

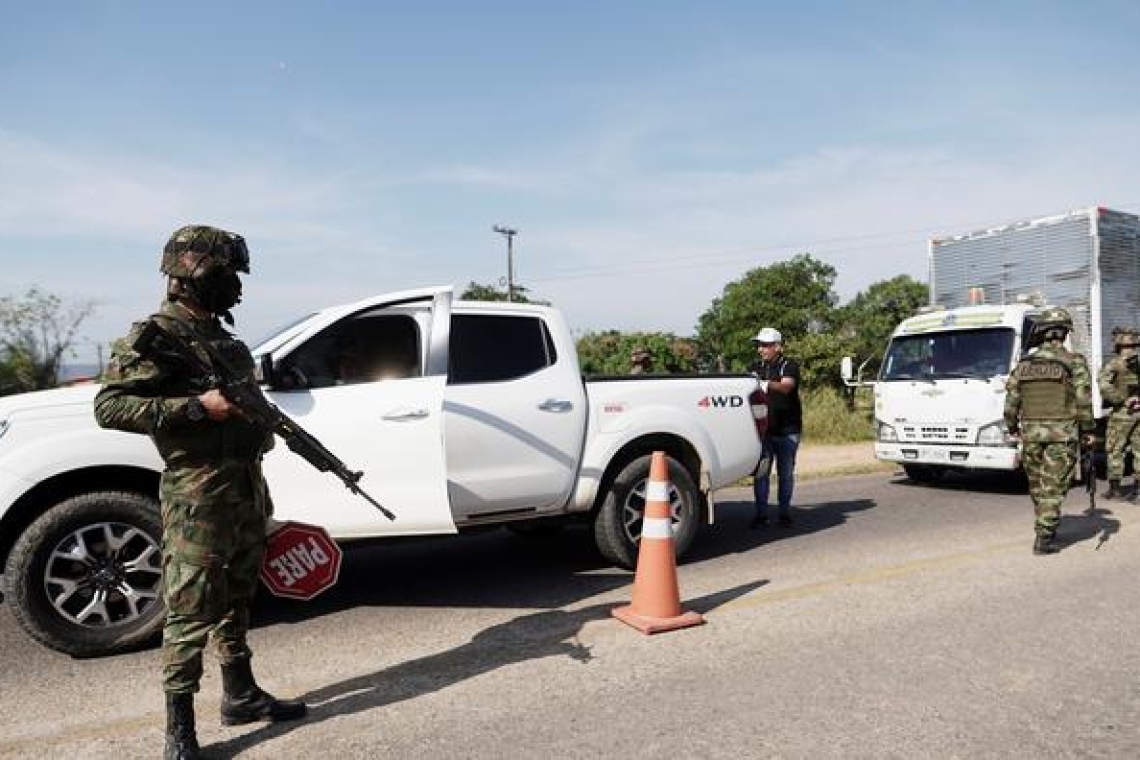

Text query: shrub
(801, 387), (874, 443)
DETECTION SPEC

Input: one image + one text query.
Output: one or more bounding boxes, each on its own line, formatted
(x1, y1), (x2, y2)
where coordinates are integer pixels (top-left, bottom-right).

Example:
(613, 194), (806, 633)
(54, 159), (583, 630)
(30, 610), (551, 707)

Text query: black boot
(165, 693), (201, 760)
(1102, 479), (1122, 500)
(1033, 533), (1060, 555)
(220, 658), (307, 726)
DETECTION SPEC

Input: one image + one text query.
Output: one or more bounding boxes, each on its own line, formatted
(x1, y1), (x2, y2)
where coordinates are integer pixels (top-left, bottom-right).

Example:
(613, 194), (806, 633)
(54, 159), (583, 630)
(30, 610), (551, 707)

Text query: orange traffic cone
(612, 451), (705, 635)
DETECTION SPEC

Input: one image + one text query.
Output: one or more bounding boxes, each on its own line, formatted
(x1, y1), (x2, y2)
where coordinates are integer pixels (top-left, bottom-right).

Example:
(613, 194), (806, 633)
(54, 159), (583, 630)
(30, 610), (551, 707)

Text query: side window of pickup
(449, 314), (556, 384)
(279, 313), (421, 389)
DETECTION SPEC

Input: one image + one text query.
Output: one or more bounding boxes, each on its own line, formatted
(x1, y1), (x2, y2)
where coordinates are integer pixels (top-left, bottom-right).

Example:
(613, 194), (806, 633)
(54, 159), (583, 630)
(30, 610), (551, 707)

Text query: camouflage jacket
(1003, 342), (1094, 443)
(1097, 352), (1140, 410)
(94, 300), (273, 508)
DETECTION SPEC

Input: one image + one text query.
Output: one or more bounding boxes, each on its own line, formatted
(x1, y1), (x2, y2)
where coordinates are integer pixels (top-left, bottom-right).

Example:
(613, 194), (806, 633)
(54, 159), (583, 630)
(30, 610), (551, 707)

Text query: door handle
(538, 398), (573, 413)
(382, 408), (430, 421)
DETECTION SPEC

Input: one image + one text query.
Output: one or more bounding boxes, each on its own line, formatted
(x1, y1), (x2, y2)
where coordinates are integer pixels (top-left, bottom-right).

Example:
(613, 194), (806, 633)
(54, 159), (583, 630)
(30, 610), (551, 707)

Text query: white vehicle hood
(875, 377), (1006, 428)
(0, 384), (100, 422)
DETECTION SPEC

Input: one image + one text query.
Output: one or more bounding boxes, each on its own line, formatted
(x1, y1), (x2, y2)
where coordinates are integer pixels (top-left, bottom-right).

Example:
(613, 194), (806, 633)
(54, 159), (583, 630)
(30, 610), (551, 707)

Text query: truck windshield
(879, 327), (1016, 381)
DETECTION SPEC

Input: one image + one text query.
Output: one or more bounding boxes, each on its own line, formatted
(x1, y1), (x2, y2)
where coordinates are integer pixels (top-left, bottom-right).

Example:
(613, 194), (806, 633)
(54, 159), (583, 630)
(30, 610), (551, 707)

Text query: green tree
(459, 281), (549, 305)
(788, 331), (851, 390)
(0, 286), (96, 395)
(575, 331), (699, 375)
(837, 275), (928, 374)
(696, 254), (839, 372)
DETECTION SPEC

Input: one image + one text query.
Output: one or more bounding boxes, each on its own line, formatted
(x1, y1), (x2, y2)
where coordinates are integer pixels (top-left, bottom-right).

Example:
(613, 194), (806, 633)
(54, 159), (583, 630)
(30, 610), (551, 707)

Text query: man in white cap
(750, 327), (802, 528)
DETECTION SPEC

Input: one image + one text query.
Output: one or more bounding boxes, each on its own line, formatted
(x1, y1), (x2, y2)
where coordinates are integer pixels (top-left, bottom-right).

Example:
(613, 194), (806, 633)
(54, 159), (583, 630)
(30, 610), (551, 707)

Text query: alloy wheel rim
(43, 521), (163, 629)
(622, 479), (683, 544)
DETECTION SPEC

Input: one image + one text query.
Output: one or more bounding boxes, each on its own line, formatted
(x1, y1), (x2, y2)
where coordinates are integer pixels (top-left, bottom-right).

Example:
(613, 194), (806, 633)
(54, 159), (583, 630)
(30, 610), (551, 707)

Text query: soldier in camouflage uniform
(95, 225), (305, 760)
(1003, 307), (1095, 555)
(629, 347), (653, 374)
(1097, 326), (1140, 500)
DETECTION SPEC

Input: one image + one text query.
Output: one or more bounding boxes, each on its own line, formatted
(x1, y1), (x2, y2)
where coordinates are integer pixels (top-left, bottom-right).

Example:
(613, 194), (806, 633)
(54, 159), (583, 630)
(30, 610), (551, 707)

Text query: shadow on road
(252, 526), (623, 628)
(1057, 506), (1120, 551)
(253, 510), (787, 630)
(687, 497), (877, 562)
(209, 580), (768, 758)
(888, 470), (1029, 494)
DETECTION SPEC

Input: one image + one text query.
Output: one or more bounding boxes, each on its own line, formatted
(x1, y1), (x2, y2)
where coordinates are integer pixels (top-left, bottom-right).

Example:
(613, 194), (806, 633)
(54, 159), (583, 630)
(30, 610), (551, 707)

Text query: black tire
(903, 464), (946, 483)
(3, 491), (165, 657)
(592, 454), (702, 569)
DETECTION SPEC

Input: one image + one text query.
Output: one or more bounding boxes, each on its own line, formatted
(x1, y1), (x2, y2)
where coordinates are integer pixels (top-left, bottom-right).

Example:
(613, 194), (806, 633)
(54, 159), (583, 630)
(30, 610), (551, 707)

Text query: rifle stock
(133, 318), (396, 520)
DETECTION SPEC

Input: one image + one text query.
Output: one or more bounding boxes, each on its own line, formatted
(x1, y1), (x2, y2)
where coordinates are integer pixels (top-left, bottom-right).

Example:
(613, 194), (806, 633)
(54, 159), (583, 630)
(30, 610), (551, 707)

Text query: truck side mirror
(840, 356), (854, 382)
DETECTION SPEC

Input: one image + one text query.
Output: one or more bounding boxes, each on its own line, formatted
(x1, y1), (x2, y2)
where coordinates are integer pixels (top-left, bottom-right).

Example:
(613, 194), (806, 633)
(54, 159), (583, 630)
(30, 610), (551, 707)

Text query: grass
(801, 386), (875, 444)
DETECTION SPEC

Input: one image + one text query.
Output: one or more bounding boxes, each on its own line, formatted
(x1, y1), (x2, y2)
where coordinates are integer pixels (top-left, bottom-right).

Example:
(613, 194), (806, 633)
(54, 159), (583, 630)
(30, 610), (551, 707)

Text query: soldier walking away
(629, 347), (653, 374)
(1097, 326), (1140, 500)
(1003, 307), (1095, 555)
(95, 225), (306, 760)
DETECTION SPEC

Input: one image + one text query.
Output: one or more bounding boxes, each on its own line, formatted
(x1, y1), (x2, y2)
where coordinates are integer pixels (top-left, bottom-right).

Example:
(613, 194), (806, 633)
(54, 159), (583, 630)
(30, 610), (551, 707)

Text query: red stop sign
(260, 521), (343, 600)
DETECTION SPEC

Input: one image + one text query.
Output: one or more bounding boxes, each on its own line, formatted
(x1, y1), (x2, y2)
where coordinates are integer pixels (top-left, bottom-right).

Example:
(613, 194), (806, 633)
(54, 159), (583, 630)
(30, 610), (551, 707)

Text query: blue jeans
(753, 433), (800, 518)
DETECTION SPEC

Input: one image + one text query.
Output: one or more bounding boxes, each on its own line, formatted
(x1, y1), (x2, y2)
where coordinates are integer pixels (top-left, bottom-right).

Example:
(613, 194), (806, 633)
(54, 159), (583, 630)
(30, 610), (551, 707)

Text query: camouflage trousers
(1104, 410), (1140, 481)
(1022, 440), (1077, 537)
(160, 496), (267, 694)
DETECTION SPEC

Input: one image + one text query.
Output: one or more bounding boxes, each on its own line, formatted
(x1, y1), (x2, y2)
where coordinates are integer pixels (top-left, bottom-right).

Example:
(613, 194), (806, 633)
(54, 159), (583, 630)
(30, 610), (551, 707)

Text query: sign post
(259, 521), (343, 600)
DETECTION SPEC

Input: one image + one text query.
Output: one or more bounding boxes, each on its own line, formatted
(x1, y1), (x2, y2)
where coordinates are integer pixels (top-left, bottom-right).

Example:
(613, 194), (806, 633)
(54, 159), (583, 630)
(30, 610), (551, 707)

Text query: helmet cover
(160, 224), (250, 278)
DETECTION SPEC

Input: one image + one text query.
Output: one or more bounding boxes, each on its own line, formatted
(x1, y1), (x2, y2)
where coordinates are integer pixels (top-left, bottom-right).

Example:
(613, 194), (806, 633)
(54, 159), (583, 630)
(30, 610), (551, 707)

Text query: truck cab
(865, 304), (1036, 480)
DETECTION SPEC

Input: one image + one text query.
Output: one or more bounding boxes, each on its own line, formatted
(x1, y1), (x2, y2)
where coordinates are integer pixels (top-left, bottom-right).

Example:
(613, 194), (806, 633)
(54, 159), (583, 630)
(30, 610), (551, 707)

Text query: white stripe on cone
(646, 481), (669, 503)
(641, 516), (673, 539)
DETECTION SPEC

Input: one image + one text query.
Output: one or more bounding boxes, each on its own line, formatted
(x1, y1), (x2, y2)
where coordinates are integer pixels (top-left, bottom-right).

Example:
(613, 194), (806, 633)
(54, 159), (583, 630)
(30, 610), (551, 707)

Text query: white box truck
(843, 207), (1140, 481)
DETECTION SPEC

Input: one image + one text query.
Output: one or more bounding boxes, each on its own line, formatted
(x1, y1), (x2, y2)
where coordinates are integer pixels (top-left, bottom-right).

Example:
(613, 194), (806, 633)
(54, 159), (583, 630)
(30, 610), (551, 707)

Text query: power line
(526, 203), (1140, 285)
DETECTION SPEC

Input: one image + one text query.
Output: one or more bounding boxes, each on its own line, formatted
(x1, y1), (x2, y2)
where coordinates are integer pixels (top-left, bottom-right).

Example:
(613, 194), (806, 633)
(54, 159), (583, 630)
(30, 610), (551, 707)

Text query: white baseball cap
(752, 327), (782, 344)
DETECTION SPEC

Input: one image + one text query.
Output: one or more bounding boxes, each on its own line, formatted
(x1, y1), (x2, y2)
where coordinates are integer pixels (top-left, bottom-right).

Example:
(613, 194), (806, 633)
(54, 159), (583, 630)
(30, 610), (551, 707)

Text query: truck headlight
(877, 420), (898, 442)
(976, 420), (1012, 446)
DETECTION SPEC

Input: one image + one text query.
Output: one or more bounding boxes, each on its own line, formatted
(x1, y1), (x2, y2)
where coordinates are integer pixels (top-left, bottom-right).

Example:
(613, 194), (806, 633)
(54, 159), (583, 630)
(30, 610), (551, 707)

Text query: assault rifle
(1080, 436), (1097, 517)
(133, 318), (396, 521)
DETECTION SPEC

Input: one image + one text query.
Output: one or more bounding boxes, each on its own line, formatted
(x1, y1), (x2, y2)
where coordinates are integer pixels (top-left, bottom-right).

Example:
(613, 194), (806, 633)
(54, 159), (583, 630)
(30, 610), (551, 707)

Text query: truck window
(880, 327), (1015, 381)
(278, 313), (421, 389)
(449, 314), (556, 384)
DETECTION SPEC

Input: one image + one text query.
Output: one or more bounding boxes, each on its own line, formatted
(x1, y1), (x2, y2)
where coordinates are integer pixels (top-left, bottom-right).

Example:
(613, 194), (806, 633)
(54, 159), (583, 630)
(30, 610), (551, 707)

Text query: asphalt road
(2, 471), (1139, 759)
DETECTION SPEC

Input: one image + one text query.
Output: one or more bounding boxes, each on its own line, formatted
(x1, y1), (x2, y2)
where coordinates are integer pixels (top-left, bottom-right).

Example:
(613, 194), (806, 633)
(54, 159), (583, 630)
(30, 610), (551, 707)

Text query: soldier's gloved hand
(1081, 433), (1097, 449)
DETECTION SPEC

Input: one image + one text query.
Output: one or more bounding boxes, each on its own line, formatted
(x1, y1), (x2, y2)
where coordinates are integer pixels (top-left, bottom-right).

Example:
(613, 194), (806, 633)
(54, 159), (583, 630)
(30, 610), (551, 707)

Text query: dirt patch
(796, 441), (898, 480)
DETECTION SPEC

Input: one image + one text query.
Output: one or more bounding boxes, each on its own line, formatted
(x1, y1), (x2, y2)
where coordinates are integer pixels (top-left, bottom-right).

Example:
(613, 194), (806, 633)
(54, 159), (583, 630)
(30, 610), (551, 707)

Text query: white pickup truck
(0, 286), (764, 656)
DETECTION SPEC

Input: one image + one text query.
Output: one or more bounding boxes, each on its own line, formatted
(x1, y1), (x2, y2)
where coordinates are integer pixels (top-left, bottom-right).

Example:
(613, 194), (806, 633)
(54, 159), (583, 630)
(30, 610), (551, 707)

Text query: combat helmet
(161, 225), (250, 278)
(1027, 306), (1073, 347)
(1112, 325), (1140, 348)
(1036, 306), (1073, 332)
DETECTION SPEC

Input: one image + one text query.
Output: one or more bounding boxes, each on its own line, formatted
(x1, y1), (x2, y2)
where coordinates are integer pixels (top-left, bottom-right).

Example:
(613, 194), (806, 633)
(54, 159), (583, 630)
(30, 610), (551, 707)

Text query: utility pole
(493, 225), (517, 302)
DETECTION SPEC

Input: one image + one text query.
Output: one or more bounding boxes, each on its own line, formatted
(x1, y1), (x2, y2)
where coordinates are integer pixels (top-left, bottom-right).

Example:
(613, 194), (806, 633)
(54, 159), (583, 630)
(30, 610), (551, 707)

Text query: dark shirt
(752, 356), (802, 435)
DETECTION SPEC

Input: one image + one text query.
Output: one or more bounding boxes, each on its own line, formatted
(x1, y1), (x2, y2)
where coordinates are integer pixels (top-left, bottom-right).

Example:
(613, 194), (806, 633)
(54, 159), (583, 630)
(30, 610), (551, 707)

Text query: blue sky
(4, 1), (1140, 363)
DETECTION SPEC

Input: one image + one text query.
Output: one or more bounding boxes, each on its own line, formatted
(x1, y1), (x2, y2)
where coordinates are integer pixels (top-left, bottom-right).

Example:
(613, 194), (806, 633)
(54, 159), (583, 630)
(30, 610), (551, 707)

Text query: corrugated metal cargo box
(929, 207), (1140, 361)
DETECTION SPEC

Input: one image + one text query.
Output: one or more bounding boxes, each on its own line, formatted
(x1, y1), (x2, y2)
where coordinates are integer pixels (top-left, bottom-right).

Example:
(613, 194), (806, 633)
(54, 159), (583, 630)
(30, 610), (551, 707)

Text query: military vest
(1016, 355), (1075, 420)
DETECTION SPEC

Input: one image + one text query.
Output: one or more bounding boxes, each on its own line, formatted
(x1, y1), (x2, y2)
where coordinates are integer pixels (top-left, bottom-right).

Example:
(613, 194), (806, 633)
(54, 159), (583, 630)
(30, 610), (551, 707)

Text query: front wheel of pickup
(593, 454), (702, 569)
(4, 491), (165, 657)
